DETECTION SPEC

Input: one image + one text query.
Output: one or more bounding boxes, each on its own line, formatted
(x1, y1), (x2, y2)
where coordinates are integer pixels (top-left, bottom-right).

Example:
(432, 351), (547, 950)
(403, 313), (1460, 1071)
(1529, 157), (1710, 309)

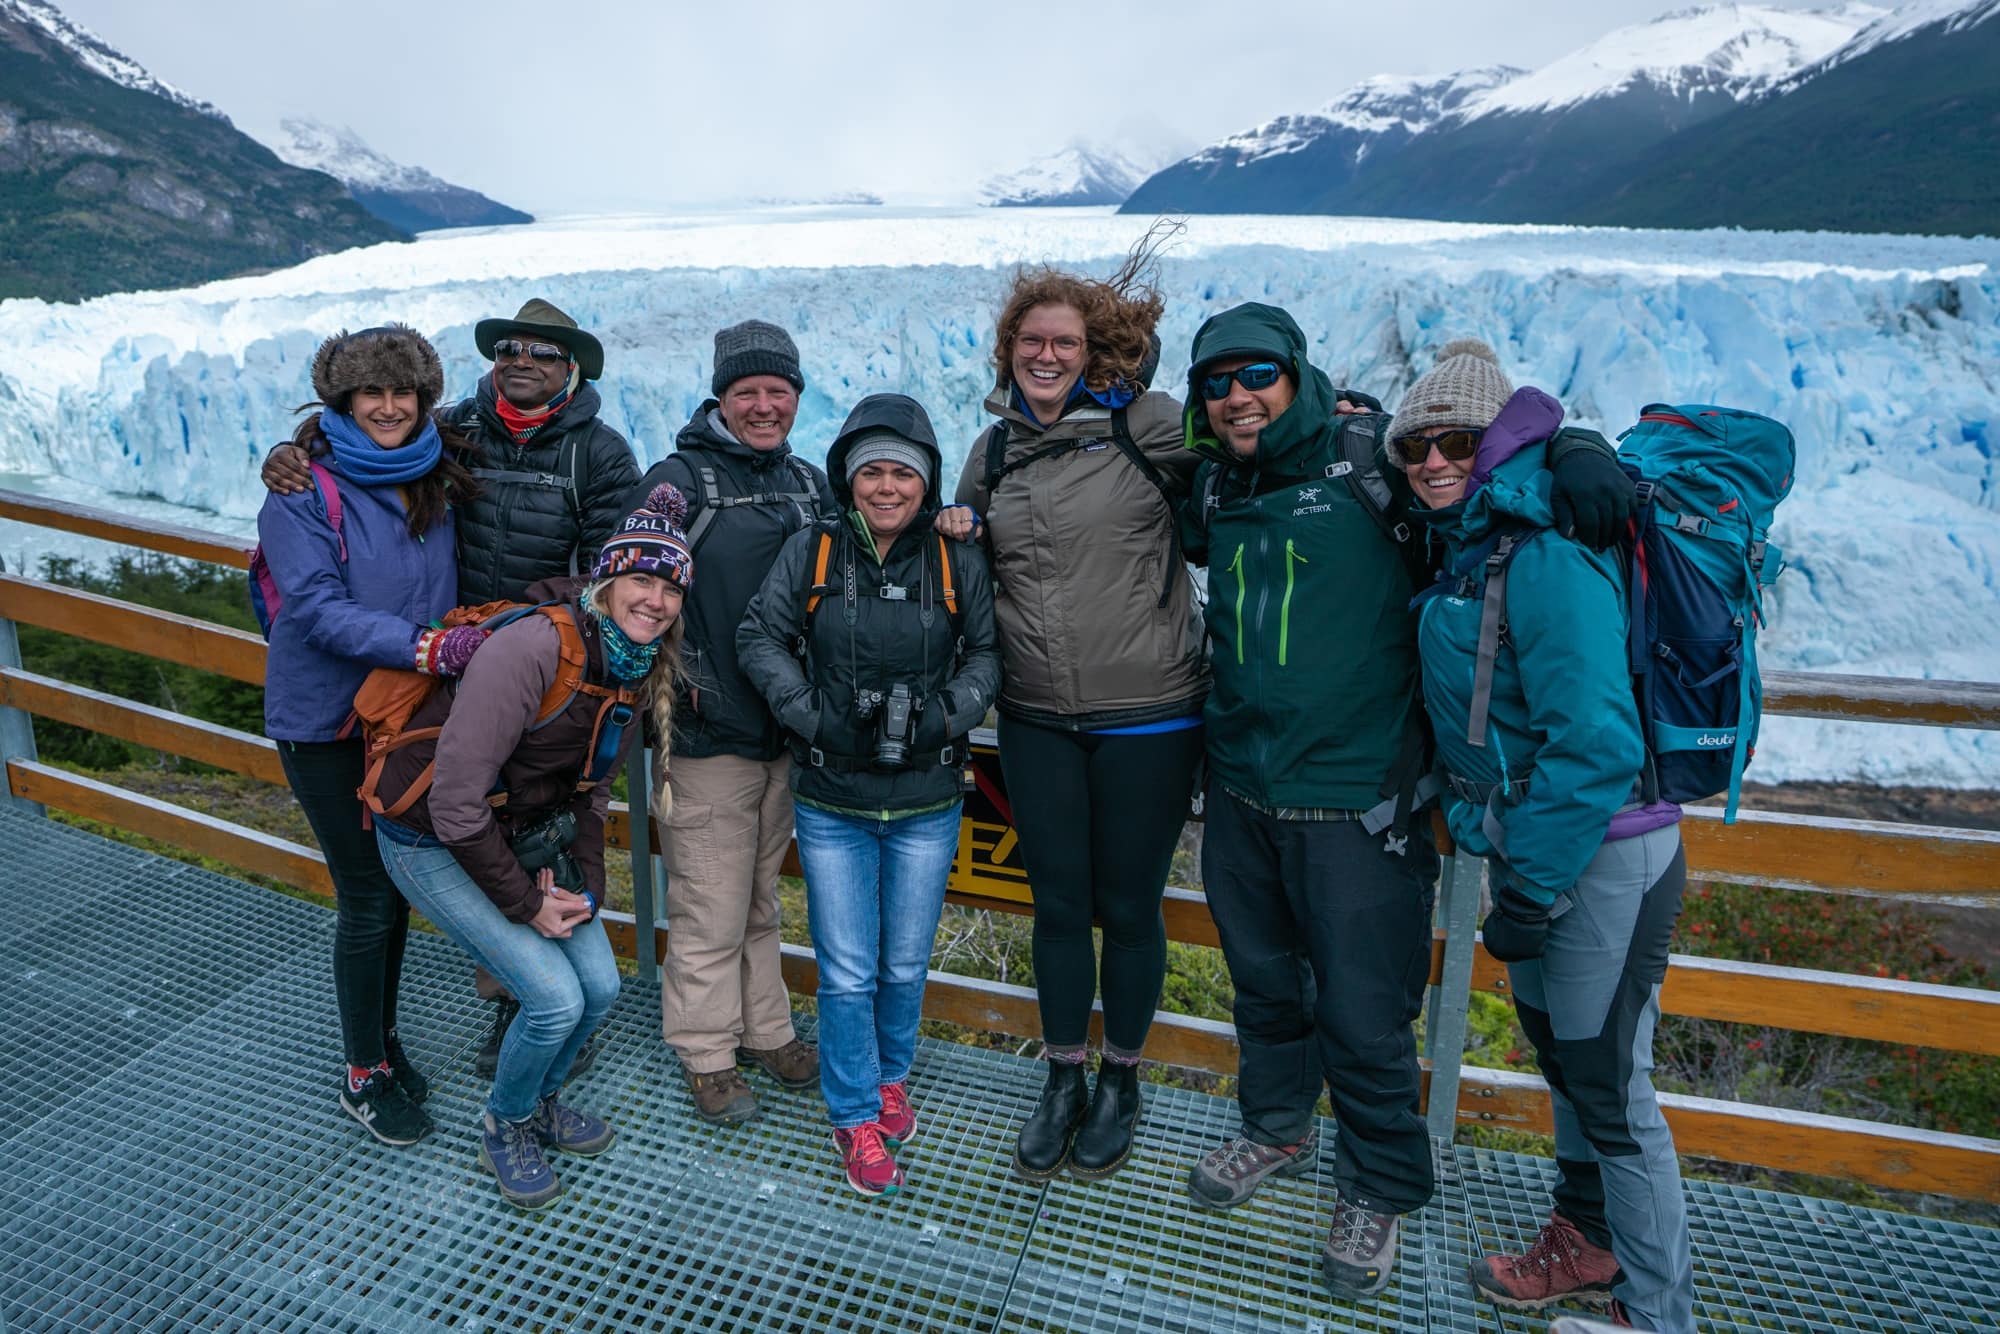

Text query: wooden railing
(2, 487), (1995, 1203)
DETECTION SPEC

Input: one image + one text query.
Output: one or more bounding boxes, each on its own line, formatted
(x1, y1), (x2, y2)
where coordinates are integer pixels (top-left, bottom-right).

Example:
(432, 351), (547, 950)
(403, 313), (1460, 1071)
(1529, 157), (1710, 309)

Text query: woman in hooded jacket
(256, 324), (478, 1149)
(368, 484), (692, 1211)
(944, 237), (1207, 1182)
(1398, 340), (1693, 1334)
(739, 393), (1000, 1198)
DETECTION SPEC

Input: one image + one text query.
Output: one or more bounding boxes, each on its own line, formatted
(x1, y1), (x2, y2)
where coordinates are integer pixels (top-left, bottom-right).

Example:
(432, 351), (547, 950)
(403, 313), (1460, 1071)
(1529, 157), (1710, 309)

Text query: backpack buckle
(879, 585), (909, 601)
(1674, 513), (1710, 536)
(1325, 461), (1354, 478)
(808, 746), (826, 768)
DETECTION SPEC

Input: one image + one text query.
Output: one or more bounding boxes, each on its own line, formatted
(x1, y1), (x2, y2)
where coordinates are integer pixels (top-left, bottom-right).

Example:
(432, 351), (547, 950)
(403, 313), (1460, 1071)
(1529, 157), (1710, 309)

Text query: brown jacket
(955, 387), (1208, 729)
(374, 579), (623, 922)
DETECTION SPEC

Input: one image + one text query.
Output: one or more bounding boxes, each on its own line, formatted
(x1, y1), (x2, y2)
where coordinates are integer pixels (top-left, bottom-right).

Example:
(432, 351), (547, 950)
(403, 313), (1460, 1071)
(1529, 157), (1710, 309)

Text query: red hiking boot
(832, 1123), (904, 1197)
(1470, 1212), (1623, 1311)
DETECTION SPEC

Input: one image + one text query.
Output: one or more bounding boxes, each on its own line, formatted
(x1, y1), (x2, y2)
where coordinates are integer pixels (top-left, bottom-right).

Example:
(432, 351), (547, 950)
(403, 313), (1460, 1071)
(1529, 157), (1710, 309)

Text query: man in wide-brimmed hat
(263, 296), (640, 1075)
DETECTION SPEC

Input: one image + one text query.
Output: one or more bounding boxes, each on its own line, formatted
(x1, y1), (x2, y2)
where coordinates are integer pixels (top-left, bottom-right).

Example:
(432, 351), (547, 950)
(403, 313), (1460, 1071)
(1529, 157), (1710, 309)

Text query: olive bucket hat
(474, 298), (606, 381)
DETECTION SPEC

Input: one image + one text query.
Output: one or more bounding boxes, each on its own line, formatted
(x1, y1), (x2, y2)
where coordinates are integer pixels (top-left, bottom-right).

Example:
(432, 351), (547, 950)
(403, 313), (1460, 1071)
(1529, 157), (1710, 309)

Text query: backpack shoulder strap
(935, 533), (958, 615)
(681, 462), (726, 553)
(1466, 532), (1527, 749)
(307, 461), (347, 562)
(979, 423), (1010, 499)
(803, 530), (837, 617)
(529, 602), (591, 728)
(1108, 407), (1182, 609)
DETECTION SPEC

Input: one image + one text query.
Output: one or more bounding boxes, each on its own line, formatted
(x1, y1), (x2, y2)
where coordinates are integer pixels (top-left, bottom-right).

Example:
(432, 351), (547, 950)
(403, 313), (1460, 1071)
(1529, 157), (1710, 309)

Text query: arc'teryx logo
(1299, 486), (1322, 503)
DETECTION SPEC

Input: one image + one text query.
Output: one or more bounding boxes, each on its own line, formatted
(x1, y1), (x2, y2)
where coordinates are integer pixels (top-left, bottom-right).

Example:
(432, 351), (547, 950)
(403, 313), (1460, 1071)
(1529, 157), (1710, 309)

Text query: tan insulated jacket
(955, 387), (1208, 730)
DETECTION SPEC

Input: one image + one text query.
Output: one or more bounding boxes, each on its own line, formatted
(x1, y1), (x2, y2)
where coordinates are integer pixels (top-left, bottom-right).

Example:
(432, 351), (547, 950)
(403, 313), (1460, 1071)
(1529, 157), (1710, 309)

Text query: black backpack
(680, 452), (826, 554)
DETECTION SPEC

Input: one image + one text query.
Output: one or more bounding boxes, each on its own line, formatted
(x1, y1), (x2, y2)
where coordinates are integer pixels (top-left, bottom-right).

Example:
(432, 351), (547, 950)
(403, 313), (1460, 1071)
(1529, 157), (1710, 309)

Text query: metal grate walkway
(0, 807), (1993, 1333)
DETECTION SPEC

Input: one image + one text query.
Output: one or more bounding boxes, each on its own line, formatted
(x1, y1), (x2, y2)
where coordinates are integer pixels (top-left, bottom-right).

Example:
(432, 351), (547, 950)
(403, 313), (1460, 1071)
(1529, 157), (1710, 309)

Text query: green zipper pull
(1279, 538), (1307, 666)
(1227, 544), (1247, 665)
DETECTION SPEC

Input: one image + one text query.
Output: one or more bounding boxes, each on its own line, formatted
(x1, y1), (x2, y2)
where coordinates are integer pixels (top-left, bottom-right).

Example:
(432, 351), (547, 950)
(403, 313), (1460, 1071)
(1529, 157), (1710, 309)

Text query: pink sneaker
(832, 1123), (904, 1197)
(878, 1081), (916, 1147)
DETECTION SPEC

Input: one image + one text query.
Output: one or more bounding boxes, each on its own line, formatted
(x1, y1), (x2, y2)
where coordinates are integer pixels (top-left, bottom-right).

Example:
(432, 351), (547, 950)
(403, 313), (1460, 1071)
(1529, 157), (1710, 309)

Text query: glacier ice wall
(0, 212), (1993, 784)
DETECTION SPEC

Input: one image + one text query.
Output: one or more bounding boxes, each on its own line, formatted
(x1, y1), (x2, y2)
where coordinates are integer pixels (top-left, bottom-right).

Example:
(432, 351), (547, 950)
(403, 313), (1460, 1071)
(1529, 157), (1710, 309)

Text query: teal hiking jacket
(1415, 414), (1645, 904)
(1181, 303), (1423, 811)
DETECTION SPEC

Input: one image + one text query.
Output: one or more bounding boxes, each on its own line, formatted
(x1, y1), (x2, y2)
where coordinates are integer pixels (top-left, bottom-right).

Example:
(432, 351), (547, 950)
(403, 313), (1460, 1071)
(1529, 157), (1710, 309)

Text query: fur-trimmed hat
(311, 324), (446, 415)
(711, 319), (805, 396)
(592, 482), (694, 592)
(1386, 338), (1515, 445)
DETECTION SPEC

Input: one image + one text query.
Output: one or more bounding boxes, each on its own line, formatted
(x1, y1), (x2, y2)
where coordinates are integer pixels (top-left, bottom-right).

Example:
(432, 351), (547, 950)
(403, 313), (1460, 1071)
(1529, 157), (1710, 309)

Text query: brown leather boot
(737, 1038), (820, 1091)
(685, 1067), (758, 1124)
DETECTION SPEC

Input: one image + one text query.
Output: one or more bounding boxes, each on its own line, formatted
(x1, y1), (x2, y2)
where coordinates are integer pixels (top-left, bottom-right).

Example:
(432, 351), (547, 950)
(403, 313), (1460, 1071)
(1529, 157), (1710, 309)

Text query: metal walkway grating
(0, 807), (1993, 1333)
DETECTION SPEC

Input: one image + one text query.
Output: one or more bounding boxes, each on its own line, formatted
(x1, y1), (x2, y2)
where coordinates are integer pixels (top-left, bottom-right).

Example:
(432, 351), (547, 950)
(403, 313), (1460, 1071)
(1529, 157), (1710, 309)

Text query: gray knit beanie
(712, 319), (805, 396)
(843, 431), (934, 489)
(1387, 338), (1515, 444)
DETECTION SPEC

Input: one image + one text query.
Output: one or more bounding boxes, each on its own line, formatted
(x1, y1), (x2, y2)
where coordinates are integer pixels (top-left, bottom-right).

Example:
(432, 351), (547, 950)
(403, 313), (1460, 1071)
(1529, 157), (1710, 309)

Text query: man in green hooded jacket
(1177, 301), (1632, 1300)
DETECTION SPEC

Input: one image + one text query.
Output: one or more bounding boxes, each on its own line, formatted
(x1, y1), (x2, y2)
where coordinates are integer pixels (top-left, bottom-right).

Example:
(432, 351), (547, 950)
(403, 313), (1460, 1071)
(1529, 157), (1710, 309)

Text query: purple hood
(1466, 387), (1565, 502)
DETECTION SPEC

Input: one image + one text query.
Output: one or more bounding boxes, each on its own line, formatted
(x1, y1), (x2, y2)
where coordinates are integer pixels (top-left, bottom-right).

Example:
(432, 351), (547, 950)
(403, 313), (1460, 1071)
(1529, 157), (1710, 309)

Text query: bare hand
(932, 505), (979, 541)
(1334, 398), (1367, 416)
(263, 442), (313, 494)
(529, 869), (594, 938)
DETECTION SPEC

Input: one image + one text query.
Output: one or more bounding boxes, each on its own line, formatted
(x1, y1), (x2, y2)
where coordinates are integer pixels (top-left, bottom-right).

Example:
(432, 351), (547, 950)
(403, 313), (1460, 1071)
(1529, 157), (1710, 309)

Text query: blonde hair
(583, 576), (687, 813)
(991, 220), (1179, 396)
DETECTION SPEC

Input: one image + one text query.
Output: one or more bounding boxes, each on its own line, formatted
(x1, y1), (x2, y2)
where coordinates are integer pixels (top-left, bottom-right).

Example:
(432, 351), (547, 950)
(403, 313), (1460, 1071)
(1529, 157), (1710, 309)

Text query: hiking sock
(1045, 1043), (1088, 1065)
(1102, 1045), (1143, 1067)
(348, 1062), (391, 1094)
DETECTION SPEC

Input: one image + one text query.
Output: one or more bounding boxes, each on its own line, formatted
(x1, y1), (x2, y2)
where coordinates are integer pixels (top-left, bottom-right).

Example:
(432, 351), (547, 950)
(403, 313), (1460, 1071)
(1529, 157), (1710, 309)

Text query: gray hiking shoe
(1187, 1128), (1320, 1208)
(1321, 1193), (1400, 1298)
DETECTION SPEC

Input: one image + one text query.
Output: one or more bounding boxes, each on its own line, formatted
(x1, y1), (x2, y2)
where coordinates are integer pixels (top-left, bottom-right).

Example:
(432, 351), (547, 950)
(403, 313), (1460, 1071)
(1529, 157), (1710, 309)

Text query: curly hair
(291, 407), (480, 540)
(991, 221), (1179, 396)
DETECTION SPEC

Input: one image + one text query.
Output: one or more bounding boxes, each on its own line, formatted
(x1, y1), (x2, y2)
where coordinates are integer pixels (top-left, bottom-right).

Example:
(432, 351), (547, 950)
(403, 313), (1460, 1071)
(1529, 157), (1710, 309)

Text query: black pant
(997, 716), (1205, 1052)
(1201, 784), (1439, 1215)
(280, 737), (411, 1068)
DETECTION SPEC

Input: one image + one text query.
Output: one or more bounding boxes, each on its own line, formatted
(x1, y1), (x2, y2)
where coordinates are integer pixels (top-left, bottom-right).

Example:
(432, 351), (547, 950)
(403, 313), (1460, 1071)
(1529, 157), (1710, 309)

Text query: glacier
(0, 207), (1994, 786)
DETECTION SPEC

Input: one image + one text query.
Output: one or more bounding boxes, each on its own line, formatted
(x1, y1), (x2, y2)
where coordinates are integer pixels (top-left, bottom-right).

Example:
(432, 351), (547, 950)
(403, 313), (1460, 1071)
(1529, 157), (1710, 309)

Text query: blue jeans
(793, 802), (960, 1129)
(376, 828), (621, 1123)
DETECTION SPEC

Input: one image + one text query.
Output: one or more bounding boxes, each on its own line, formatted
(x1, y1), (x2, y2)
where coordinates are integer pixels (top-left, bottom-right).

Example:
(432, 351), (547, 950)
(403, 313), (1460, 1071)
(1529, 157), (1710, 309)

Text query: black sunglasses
(1394, 428), (1482, 466)
(1199, 362), (1285, 401)
(492, 338), (568, 364)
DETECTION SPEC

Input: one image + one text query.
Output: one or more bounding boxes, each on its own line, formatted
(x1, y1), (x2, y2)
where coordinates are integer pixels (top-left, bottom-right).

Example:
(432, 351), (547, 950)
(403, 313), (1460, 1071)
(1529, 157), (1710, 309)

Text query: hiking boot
(737, 1038), (819, 1091)
(1549, 1303), (1633, 1332)
(530, 1094), (617, 1156)
(567, 1030), (601, 1079)
(1070, 1059), (1142, 1180)
(1321, 1193), (1400, 1298)
(832, 1123), (904, 1197)
(339, 1068), (433, 1147)
(382, 1028), (429, 1105)
(686, 1066), (759, 1124)
(480, 1110), (562, 1210)
(877, 1080), (916, 1147)
(1187, 1128), (1319, 1208)
(1012, 1059), (1089, 1181)
(1470, 1212), (1623, 1312)
(474, 996), (519, 1079)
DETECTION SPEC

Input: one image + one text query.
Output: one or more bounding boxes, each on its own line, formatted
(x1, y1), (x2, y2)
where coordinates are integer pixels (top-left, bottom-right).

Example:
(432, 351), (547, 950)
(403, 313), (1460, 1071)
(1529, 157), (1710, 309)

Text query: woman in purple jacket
(256, 325), (479, 1148)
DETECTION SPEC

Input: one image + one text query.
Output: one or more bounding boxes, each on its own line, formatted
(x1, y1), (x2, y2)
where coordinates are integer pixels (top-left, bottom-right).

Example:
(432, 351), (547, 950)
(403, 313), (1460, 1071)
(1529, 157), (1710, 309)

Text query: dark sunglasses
(492, 338), (569, 364)
(1395, 428), (1482, 466)
(1199, 362), (1284, 401)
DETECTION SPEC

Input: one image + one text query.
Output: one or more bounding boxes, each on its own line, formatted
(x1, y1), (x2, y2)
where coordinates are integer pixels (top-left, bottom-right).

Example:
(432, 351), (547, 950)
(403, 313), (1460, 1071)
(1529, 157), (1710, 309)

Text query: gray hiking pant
(1505, 823), (1694, 1334)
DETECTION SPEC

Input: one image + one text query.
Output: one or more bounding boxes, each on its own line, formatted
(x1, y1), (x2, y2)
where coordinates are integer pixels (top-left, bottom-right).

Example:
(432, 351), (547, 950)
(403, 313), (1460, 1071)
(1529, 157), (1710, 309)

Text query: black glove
(1548, 434), (1636, 550)
(1481, 883), (1554, 962)
(1333, 387), (1385, 412)
(913, 691), (954, 752)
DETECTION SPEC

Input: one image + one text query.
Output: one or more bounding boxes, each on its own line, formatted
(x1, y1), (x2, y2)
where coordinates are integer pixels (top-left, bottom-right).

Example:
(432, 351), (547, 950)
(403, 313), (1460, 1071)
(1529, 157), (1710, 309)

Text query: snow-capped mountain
(1804, 0), (2000, 68)
(980, 143), (1170, 207)
(0, 0), (223, 119)
(0, 0), (398, 301)
(1122, 3), (1884, 221)
(266, 118), (530, 233)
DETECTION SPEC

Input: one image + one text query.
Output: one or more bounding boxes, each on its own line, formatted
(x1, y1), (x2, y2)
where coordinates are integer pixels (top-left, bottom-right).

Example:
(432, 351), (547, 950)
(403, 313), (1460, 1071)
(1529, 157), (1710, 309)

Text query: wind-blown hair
(991, 220), (1179, 396)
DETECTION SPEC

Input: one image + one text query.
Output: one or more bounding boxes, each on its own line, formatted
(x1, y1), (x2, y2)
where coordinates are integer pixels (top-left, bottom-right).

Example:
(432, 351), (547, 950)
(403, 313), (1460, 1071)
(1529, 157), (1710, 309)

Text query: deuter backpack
(349, 599), (639, 820)
(1465, 404), (1794, 823)
(247, 460), (343, 638)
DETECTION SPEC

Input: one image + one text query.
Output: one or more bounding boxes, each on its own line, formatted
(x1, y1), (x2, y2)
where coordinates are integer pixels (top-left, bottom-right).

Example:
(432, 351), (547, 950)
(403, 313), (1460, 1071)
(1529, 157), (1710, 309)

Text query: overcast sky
(61, 0), (1836, 214)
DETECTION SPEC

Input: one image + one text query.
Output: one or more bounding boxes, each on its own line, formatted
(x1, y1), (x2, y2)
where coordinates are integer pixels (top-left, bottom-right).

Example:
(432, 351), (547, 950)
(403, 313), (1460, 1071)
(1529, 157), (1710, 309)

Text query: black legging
(279, 737), (411, 1068)
(996, 715), (1204, 1052)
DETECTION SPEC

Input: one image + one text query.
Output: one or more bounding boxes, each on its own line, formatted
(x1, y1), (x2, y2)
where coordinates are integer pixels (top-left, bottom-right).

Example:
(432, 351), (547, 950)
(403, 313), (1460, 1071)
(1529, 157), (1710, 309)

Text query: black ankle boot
(1012, 1059), (1090, 1181)
(1069, 1059), (1142, 1179)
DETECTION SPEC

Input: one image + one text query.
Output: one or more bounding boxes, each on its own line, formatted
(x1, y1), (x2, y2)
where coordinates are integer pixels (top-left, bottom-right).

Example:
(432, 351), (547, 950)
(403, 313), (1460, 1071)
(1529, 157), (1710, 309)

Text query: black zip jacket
(628, 405), (838, 761)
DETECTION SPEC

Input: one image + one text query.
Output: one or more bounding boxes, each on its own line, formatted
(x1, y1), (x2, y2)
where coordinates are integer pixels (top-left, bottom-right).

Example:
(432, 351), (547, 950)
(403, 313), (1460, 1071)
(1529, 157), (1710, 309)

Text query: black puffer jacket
(630, 405), (837, 761)
(738, 395), (1000, 814)
(444, 375), (640, 604)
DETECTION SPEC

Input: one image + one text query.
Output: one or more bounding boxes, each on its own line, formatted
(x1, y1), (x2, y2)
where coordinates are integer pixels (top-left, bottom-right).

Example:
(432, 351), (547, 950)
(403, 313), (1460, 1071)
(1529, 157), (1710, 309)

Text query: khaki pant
(659, 752), (798, 1072)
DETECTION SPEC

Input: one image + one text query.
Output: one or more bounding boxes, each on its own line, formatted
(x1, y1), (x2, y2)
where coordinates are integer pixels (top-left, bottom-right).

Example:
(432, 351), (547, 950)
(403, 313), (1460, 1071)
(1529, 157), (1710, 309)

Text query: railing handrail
(2, 487), (1996, 1204)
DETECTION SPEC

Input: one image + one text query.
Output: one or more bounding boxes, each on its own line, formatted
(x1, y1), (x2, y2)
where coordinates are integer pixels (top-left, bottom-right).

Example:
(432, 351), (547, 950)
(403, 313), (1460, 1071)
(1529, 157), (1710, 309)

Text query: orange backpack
(350, 599), (638, 820)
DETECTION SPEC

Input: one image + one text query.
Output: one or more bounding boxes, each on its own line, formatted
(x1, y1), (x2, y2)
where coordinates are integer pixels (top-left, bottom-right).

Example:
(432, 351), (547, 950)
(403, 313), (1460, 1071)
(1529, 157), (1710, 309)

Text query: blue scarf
(586, 594), (661, 683)
(1013, 379), (1137, 428)
(319, 410), (443, 485)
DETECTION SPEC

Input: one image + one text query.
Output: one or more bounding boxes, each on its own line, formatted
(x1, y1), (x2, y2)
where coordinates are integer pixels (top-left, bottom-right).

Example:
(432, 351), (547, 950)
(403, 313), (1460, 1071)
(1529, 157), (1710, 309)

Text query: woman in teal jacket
(1399, 340), (1693, 1334)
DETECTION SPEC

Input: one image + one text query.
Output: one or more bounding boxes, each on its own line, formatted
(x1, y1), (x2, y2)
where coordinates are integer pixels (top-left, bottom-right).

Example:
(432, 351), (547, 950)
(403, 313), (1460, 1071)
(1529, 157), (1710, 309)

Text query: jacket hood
(475, 373), (605, 434)
(1181, 302), (1339, 475)
(825, 393), (944, 511)
(672, 398), (799, 468)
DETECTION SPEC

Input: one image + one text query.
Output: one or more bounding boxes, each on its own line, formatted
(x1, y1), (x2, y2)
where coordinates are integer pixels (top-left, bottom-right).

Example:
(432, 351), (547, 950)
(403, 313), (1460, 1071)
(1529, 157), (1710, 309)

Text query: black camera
(854, 682), (920, 770)
(510, 807), (583, 894)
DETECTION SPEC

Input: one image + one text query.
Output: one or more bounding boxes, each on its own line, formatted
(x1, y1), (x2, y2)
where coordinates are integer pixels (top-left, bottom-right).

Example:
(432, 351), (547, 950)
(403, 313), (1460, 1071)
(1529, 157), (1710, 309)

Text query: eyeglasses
(1014, 333), (1084, 358)
(1394, 428), (1482, 466)
(1199, 362), (1284, 402)
(492, 339), (569, 364)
